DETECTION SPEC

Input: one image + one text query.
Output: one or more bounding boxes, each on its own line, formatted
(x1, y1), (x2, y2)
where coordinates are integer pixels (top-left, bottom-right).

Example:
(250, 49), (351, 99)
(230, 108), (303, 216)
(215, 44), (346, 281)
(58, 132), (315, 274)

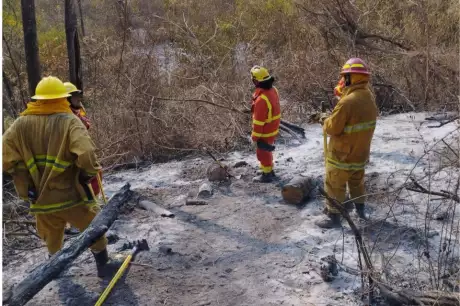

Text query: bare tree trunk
(77, 0), (85, 36)
(20, 0), (41, 97)
(65, 0), (83, 92)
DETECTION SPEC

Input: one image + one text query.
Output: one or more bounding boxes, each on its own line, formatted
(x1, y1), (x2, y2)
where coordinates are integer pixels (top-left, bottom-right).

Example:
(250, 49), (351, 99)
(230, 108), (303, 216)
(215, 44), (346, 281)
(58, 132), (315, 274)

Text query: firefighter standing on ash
(316, 58), (378, 228)
(2, 76), (121, 278)
(250, 66), (281, 183)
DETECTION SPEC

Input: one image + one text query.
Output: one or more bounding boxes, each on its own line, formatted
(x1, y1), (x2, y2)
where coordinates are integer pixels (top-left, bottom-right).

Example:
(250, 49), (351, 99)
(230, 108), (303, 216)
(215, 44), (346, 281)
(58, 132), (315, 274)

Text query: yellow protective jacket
(323, 82), (377, 171)
(2, 113), (101, 214)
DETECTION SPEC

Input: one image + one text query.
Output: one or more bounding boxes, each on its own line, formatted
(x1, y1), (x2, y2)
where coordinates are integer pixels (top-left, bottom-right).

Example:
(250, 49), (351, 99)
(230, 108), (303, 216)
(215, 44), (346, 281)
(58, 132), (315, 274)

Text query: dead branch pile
(318, 187), (460, 306)
(3, 0), (458, 166)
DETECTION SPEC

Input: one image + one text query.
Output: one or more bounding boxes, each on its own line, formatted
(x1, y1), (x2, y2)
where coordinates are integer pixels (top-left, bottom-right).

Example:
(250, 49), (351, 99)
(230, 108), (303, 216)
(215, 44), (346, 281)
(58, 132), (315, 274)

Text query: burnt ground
(3, 163), (364, 306)
(3, 113), (459, 306)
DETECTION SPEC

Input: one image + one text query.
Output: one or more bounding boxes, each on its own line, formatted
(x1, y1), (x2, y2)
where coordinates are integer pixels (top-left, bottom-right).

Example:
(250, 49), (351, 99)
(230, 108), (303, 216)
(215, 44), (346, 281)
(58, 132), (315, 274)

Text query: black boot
(253, 171), (275, 183)
(64, 226), (80, 236)
(315, 213), (342, 229)
(92, 249), (123, 278)
(344, 201), (354, 212)
(355, 203), (367, 220)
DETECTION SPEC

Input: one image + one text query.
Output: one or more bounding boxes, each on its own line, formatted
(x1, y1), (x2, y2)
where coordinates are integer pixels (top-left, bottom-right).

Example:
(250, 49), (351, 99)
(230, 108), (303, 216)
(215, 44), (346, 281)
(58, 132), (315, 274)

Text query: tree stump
(281, 176), (317, 205)
(197, 183), (213, 198)
(206, 164), (228, 182)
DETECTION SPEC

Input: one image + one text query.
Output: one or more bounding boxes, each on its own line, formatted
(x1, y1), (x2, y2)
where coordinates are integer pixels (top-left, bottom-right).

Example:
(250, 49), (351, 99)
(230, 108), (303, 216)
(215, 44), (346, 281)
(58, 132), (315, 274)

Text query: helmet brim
(340, 70), (370, 75)
(252, 75), (273, 82)
(31, 93), (72, 100)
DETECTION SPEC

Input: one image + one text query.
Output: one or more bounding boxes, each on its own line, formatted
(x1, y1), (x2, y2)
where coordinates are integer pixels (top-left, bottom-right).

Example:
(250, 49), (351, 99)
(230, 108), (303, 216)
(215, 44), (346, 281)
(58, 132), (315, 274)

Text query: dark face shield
(69, 92), (83, 108)
(344, 74), (352, 87)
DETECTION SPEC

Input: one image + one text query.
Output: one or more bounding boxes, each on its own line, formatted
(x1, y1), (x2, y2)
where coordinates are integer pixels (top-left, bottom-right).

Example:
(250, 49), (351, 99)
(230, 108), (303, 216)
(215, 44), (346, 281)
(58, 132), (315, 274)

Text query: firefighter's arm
(323, 101), (349, 136)
(251, 98), (268, 142)
(69, 119), (101, 178)
(2, 123), (22, 174)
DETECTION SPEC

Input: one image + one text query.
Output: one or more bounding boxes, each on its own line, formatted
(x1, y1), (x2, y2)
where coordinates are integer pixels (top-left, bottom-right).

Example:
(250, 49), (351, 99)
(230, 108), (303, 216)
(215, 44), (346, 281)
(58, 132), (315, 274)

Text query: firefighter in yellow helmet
(64, 82), (91, 129)
(249, 65), (281, 183)
(2, 76), (120, 278)
(316, 58), (378, 228)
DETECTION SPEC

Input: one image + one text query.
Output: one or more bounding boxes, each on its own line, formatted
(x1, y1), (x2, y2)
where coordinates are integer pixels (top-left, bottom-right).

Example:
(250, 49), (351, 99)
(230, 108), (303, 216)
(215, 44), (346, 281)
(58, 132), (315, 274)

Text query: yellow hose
(97, 172), (108, 205)
(94, 254), (133, 306)
(323, 131), (328, 167)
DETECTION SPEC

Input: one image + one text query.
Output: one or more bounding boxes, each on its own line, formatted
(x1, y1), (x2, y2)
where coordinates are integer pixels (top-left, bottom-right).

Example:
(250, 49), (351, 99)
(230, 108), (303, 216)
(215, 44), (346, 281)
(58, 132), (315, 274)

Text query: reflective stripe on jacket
(323, 82), (377, 171)
(2, 113), (101, 214)
(251, 87), (281, 144)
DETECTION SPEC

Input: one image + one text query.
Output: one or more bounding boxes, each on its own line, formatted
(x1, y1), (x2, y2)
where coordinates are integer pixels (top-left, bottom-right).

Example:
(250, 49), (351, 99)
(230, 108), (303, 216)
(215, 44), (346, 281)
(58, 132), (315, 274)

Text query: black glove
(256, 141), (275, 152)
(28, 187), (38, 203)
(78, 172), (93, 185)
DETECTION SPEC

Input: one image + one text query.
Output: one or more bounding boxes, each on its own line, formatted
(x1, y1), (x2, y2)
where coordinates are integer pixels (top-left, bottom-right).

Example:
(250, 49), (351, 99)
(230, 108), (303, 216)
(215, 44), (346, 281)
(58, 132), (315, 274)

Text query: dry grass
(2, 0), (459, 166)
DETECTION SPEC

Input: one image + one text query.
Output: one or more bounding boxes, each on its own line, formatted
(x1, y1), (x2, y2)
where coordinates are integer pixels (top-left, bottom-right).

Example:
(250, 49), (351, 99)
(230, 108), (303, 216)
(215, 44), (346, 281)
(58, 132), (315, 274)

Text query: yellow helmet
(32, 76), (71, 100)
(250, 65), (272, 82)
(63, 82), (81, 94)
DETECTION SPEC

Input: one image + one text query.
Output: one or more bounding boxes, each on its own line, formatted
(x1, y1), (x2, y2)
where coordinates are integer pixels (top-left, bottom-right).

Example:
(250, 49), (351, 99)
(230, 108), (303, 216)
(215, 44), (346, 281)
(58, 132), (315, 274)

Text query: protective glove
(78, 171), (94, 185)
(319, 113), (329, 125)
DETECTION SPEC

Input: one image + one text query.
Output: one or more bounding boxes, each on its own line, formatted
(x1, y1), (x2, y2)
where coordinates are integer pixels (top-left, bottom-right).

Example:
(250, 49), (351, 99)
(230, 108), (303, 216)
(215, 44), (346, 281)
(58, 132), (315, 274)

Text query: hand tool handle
(205, 149), (220, 165)
(94, 254), (133, 306)
(321, 101), (328, 168)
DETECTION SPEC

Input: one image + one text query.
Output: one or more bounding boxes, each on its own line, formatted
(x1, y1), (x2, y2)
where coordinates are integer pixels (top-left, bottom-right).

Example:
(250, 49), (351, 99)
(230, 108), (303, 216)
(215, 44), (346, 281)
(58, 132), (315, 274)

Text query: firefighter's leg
(348, 169), (367, 219)
(325, 166), (349, 213)
(316, 166), (349, 228)
(257, 148), (273, 173)
(61, 204), (123, 278)
(36, 213), (66, 255)
(254, 148), (274, 182)
(62, 204), (108, 253)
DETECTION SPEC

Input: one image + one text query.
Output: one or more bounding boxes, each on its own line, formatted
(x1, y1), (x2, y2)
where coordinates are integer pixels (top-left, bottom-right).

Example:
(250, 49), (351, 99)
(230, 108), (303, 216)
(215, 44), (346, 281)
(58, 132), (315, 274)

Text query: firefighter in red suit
(250, 66), (281, 183)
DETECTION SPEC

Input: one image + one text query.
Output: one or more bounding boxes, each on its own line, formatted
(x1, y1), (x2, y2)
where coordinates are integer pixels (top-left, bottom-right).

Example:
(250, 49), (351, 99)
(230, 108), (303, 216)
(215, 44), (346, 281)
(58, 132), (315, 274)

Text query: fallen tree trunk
(376, 282), (460, 306)
(4, 183), (133, 306)
(185, 199), (208, 206)
(138, 200), (174, 218)
(282, 176), (317, 204)
(280, 120), (305, 138)
(279, 124), (300, 139)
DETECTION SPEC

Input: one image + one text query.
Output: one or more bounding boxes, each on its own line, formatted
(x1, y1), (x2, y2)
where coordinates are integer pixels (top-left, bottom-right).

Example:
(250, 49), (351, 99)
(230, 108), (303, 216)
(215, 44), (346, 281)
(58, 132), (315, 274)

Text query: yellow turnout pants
(36, 204), (108, 255)
(325, 165), (365, 214)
